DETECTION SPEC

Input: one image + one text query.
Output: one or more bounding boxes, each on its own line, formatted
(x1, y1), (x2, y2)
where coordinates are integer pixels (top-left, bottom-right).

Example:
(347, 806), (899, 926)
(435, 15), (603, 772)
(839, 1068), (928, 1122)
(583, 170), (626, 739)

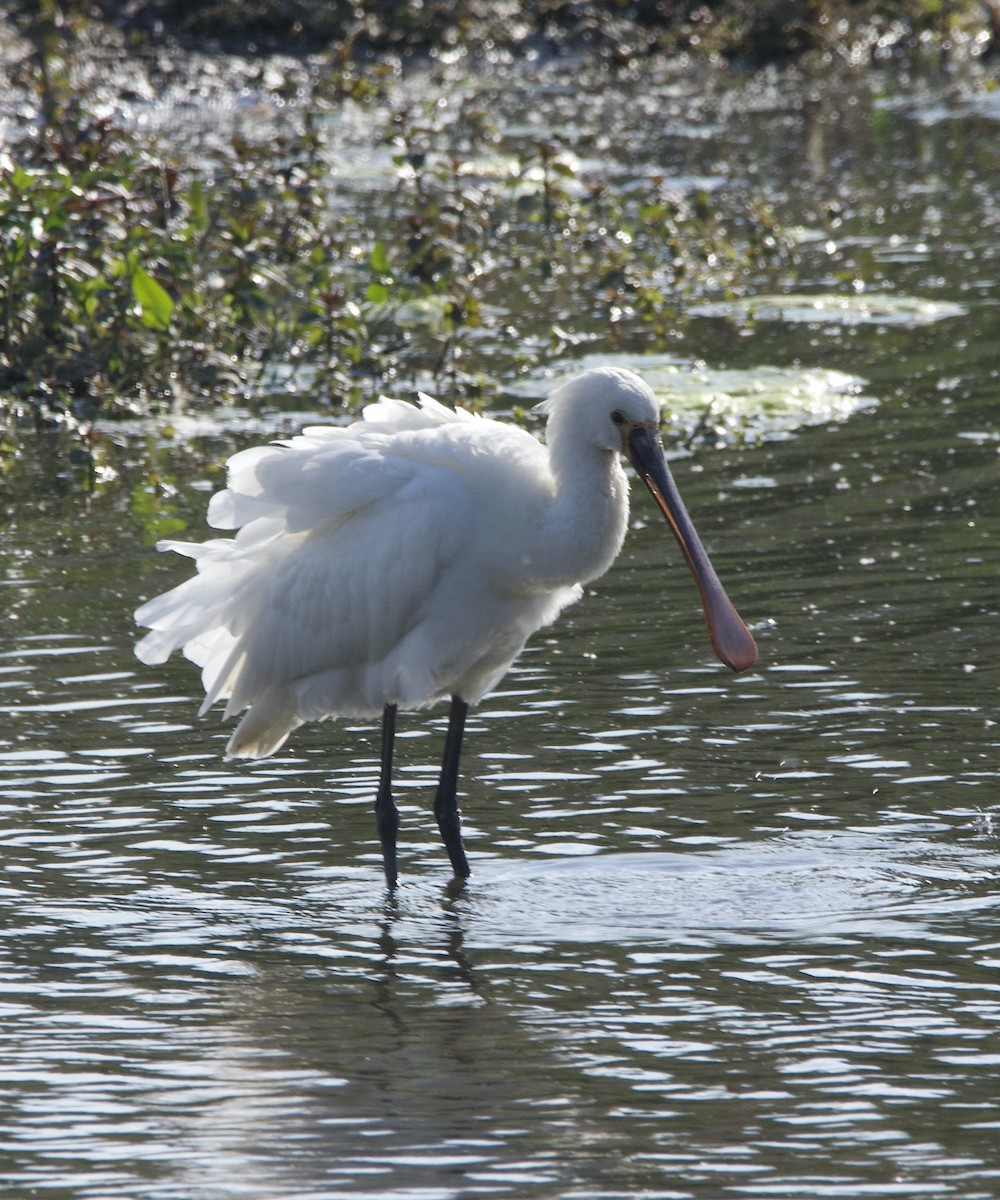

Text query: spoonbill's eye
(610, 409), (626, 426)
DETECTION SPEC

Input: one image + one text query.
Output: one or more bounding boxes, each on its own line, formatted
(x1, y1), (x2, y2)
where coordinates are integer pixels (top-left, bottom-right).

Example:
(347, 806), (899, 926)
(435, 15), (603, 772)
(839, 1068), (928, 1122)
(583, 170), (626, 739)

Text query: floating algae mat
(517, 353), (877, 444)
(693, 291), (966, 327)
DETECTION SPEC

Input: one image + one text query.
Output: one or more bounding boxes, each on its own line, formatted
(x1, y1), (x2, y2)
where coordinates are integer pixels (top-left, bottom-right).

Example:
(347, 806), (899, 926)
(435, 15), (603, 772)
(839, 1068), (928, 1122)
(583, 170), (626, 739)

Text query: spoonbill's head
(542, 365), (663, 453)
(544, 367), (758, 674)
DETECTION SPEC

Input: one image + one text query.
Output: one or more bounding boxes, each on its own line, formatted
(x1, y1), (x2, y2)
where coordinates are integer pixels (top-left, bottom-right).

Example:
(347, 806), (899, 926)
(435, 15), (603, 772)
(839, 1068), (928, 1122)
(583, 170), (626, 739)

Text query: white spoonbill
(135, 367), (757, 886)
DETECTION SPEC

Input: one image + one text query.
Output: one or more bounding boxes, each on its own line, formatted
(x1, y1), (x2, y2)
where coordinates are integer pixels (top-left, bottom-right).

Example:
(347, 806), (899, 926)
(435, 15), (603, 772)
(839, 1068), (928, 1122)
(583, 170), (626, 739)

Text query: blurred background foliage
(7, 0), (997, 62)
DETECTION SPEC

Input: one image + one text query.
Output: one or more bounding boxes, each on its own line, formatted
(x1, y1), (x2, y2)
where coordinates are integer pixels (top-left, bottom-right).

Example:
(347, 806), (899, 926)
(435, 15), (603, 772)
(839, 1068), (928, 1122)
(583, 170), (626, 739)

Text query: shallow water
(2, 58), (1000, 1200)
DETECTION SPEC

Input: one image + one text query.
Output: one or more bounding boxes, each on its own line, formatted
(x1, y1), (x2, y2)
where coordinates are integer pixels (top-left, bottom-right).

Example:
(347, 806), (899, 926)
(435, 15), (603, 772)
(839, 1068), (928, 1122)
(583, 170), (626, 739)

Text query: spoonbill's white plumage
(135, 367), (757, 885)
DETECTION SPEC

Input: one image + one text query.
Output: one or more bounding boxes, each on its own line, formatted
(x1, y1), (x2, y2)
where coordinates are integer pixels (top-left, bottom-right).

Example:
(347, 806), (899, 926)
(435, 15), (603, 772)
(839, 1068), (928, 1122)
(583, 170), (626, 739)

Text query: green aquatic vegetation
(0, 105), (366, 426)
(0, 144), (180, 411)
(0, 11), (793, 475)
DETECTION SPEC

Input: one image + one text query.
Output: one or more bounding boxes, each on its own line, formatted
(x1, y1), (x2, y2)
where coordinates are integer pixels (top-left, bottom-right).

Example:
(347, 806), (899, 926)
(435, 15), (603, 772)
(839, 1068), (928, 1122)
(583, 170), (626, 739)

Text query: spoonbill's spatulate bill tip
(135, 366), (757, 885)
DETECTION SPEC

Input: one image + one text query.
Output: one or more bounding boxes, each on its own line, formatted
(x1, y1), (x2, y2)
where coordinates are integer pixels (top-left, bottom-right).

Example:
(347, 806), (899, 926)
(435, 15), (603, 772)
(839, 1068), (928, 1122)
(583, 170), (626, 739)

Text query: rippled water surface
(2, 62), (1000, 1200)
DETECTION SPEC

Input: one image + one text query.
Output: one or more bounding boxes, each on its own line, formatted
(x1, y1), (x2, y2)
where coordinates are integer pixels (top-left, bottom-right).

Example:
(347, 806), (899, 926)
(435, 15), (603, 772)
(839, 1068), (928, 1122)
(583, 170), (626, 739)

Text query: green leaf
(370, 241), (390, 273)
(187, 178), (208, 231)
(10, 166), (35, 191)
(131, 267), (174, 331)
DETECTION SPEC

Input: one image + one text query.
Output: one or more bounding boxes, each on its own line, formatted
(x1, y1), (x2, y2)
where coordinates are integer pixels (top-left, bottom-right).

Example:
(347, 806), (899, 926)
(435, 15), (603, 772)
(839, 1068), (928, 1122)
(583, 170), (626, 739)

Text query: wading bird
(135, 367), (757, 886)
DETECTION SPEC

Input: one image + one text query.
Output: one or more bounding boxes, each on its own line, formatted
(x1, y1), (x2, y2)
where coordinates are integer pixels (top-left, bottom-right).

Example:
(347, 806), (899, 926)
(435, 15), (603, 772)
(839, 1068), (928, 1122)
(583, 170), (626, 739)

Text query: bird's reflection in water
(374, 880), (490, 1023)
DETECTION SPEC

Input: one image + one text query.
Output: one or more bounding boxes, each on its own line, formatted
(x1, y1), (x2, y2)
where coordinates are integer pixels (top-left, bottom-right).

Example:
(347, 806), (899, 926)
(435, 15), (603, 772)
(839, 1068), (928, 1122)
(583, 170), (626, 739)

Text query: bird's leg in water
(434, 696), (470, 880)
(375, 703), (399, 887)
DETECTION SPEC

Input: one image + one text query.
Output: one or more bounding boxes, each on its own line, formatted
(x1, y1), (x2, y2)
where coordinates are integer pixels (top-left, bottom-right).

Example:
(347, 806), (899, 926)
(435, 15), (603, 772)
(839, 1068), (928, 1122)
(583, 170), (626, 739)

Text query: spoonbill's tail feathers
(224, 685), (303, 759)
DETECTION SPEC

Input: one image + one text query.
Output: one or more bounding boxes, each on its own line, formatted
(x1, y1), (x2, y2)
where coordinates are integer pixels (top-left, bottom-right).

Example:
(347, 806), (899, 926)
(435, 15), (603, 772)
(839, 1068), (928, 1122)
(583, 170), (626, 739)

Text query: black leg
(375, 703), (399, 887)
(434, 696), (470, 880)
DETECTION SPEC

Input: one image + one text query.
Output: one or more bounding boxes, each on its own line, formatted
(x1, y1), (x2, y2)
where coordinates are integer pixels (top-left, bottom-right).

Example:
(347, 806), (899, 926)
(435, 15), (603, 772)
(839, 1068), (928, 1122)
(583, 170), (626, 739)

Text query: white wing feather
(135, 396), (573, 759)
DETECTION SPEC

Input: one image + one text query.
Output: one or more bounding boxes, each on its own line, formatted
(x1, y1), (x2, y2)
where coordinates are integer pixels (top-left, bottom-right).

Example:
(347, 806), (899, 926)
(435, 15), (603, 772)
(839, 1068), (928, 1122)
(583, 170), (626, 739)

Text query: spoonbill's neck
(537, 436), (630, 589)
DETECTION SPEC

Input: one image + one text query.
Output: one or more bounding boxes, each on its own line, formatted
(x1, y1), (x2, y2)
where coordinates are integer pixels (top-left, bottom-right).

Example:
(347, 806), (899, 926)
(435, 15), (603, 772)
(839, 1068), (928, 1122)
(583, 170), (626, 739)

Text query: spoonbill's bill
(135, 367), (757, 886)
